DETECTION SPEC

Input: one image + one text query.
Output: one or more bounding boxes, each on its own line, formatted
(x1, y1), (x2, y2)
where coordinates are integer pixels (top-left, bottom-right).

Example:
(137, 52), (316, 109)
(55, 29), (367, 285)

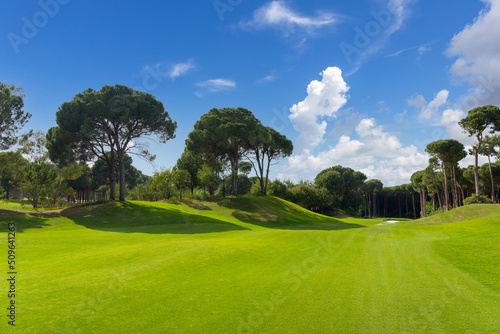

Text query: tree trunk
(474, 138), (482, 202)
(231, 158), (238, 196)
(398, 194), (401, 218)
(442, 161), (450, 211)
(451, 165), (457, 209)
(487, 155), (495, 201)
(431, 194), (435, 214)
(412, 192), (416, 219)
(367, 193), (371, 218)
(373, 192), (376, 218)
(108, 149), (116, 201)
(118, 149), (126, 201)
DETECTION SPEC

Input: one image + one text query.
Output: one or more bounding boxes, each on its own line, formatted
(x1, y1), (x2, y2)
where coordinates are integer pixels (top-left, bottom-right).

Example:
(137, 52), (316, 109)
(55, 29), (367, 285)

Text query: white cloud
(240, 1), (337, 36)
(420, 90), (449, 119)
(281, 66), (430, 185)
(407, 94), (426, 109)
(195, 78), (236, 92)
(417, 45), (431, 56)
(446, 0), (500, 107)
(407, 90), (449, 119)
(169, 59), (196, 79)
(280, 116), (429, 186)
(288, 67), (349, 153)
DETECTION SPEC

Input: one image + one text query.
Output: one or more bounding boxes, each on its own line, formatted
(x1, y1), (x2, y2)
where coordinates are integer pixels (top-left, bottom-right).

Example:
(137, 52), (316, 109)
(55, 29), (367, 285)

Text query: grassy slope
(0, 198), (499, 333)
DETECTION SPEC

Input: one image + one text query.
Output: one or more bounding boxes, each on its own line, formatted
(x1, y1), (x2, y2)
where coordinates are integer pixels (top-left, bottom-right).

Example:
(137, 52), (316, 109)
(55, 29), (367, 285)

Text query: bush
(464, 194), (494, 205)
(268, 180), (291, 200)
(250, 180), (264, 196)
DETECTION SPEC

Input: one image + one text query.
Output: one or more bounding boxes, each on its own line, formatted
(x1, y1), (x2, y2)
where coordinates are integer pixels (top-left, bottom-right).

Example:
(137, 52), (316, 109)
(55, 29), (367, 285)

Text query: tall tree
(478, 135), (500, 201)
(176, 149), (202, 194)
(0, 82), (31, 150)
(246, 126), (293, 194)
(0, 152), (29, 198)
(426, 139), (465, 211)
(49, 85), (177, 201)
(411, 171), (427, 218)
(186, 107), (260, 196)
(459, 105), (500, 201)
(316, 166), (366, 211)
(364, 179), (383, 218)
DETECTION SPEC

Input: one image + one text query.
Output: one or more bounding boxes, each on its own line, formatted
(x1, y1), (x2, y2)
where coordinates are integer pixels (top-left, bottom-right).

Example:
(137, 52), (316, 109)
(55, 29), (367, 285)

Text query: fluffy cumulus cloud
(282, 113), (429, 185)
(281, 67), (431, 185)
(446, 0), (500, 107)
(289, 67), (349, 153)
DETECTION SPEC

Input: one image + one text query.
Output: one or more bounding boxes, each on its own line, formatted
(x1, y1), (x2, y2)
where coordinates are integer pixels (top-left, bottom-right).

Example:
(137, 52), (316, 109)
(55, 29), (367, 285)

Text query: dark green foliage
(187, 107), (261, 196)
(426, 139), (466, 211)
(238, 162), (253, 176)
(267, 180), (293, 200)
(0, 82), (31, 150)
(247, 126), (293, 194)
(22, 161), (57, 208)
(223, 174), (252, 196)
(176, 149), (203, 194)
(49, 85), (176, 201)
(459, 105), (500, 201)
(315, 166), (366, 212)
(0, 151), (28, 199)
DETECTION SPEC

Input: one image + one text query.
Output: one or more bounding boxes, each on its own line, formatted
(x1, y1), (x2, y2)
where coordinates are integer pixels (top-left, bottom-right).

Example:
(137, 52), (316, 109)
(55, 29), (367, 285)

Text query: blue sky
(2, 0), (499, 186)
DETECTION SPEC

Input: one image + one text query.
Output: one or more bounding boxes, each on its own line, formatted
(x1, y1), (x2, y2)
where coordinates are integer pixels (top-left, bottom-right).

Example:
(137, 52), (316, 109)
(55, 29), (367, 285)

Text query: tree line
(0, 81), (499, 216)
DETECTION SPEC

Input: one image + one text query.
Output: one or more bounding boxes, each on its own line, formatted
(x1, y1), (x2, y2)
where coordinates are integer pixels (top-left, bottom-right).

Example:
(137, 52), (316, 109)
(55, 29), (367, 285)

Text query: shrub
(464, 194), (494, 205)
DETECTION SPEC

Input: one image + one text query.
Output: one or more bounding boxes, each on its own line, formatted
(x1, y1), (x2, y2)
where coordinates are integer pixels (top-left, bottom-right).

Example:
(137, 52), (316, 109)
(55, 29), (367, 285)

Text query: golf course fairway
(0, 197), (499, 333)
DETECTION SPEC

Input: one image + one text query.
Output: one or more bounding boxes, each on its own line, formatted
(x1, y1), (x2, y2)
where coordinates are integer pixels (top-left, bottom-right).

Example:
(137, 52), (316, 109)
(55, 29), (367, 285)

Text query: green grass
(0, 197), (499, 333)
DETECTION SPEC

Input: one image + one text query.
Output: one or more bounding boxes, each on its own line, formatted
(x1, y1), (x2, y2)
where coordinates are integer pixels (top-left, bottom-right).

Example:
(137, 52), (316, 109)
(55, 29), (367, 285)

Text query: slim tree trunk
(231, 158), (238, 196)
(398, 194), (401, 218)
(412, 192), (416, 219)
(373, 192), (376, 218)
(109, 149), (116, 201)
(474, 138), (483, 202)
(442, 161), (450, 211)
(118, 149), (126, 201)
(487, 155), (495, 201)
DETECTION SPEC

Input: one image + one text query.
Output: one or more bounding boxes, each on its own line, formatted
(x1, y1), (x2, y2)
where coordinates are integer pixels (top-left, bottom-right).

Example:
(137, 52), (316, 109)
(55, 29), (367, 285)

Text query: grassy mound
(417, 204), (500, 225)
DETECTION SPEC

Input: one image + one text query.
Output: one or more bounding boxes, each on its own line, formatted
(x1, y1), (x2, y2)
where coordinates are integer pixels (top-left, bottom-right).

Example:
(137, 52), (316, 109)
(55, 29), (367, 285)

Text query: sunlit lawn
(0, 198), (499, 333)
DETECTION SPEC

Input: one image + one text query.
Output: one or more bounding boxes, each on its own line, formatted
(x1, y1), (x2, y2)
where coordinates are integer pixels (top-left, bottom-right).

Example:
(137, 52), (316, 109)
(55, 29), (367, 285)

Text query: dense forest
(1, 82), (499, 217)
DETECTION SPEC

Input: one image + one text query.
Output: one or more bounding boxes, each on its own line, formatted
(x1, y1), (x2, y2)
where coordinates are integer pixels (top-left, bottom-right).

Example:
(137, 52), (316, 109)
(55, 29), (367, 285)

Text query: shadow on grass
(0, 209), (52, 232)
(170, 200), (213, 211)
(218, 196), (366, 231)
(60, 202), (249, 235)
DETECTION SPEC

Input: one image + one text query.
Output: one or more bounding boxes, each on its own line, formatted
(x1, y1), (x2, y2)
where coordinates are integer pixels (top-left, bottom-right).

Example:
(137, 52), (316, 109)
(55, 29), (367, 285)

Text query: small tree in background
(22, 162), (56, 209)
